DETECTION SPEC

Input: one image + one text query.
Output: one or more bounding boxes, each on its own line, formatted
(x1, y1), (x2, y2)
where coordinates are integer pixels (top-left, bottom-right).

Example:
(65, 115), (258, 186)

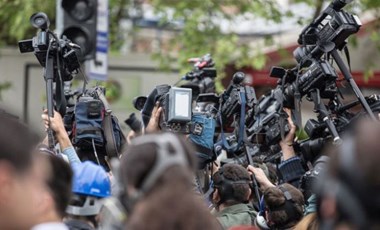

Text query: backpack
(70, 86), (126, 159)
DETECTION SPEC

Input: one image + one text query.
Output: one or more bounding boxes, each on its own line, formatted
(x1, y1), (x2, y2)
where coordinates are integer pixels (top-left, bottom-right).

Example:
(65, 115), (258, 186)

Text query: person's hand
(280, 108), (296, 146)
(126, 130), (136, 144)
(145, 103), (162, 133)
(41, 110), (65, 135)
(247, 165), (275, 191)
(280, 108), (297, 160)
(41, 110), (71, 149)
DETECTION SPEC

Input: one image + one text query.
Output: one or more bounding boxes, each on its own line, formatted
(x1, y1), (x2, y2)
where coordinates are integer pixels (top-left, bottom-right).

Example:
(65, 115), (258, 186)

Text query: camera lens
(34, 17), (45, 26)
(29, 12), (50, 30)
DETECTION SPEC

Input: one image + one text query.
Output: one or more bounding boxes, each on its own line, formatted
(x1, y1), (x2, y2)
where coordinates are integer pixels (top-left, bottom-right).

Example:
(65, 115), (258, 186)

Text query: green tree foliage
(0, 0), (379, 88)
(149, 0), (285, 90)
(0, 0), (55, 45)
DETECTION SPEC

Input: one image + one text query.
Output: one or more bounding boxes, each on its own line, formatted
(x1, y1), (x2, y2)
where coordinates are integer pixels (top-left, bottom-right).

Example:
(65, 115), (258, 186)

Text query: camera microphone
(223, 72), (245, 99)
(233, 72), (245, 85)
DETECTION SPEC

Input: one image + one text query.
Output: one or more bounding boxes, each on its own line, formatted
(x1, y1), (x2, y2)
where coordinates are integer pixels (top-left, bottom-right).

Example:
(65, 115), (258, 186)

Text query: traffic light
(58, 0), (97, 62)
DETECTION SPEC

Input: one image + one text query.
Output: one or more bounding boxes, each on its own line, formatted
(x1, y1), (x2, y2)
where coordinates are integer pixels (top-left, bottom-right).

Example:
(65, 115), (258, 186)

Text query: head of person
(0, 110), (41, 230)
(120, 132), (196, 208)
(120, 132), (220, 230)
(318, 119), (380, 229)
(261, 183), (304, 229)
(211, 163), (252, 210)
(66, 161), (111, 228)
(33, 151), (73, 224)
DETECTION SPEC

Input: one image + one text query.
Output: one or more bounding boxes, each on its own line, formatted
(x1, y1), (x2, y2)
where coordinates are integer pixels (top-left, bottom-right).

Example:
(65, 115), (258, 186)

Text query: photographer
(0, 110), (41, 230)
(65, 161), (111, 230)
(120, 133), (220, 230)
(257, 183), (304, 230)
(32, 148), (73, 230)
(212, 164), (257, 229)
(318, 118), (380, 229)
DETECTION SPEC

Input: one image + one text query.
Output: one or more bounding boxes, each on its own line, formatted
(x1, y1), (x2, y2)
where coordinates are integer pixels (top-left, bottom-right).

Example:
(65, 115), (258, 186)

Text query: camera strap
(96, 88), (126, 158)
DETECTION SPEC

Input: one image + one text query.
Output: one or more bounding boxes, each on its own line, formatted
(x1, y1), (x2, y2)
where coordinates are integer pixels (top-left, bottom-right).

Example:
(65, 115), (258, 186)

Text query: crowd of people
(0, 103), (379, 230)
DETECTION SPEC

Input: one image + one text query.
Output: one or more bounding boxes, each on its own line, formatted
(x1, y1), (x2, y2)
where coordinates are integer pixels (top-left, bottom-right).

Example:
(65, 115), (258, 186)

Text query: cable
(92, 138), (101, 165)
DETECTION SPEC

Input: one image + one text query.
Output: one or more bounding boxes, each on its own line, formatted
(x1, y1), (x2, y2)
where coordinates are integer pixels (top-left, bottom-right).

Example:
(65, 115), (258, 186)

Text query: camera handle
(309, 89), (341, 144)
(44, 43), (56, 150)
(330, 49), (377, 121)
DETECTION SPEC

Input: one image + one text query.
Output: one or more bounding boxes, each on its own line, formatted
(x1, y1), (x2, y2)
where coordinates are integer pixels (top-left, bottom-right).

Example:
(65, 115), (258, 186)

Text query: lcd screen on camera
(168, 87), (192, 122)
(174, 92), (190, 117)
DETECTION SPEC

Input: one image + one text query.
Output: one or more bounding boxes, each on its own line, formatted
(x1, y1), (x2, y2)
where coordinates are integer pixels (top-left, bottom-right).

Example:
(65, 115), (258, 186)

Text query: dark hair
(264, 183), (304, 228)
(0, 110), (39, 172)
(42, 154), (73, 217)
(120, 133), (220, 230)
(212, 163), (251, 206)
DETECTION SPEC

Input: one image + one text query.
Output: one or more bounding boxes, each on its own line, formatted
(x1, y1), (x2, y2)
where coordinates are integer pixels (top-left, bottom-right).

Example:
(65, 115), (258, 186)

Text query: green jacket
(215, 203), (257, 230)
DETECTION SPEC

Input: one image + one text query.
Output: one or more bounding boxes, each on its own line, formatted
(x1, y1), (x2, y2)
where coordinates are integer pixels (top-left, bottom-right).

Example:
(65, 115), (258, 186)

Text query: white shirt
(31, 222), (69, 230)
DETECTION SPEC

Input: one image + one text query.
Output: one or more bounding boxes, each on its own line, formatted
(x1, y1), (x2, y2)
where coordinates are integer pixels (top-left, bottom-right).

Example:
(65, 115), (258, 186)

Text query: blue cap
(71, 161), (111, 198)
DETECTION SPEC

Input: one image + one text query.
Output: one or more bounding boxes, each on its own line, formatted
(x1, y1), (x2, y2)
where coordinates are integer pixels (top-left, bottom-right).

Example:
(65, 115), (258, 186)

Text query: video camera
(245, 0), (362, 160)
(155, 85), (194, 133)
(18, 12), (81, 82)
(181, 53), (217, 96)
(18, 12), (82, 149)
(246, 59), (337, 148)
(220, 72), (257, 131)
(294, 0), (361, 63)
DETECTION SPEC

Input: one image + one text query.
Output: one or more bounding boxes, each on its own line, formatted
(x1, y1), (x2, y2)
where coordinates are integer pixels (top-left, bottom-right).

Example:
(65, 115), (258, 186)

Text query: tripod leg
(310, 90), (341, 144)
(331, 49), (376, 121)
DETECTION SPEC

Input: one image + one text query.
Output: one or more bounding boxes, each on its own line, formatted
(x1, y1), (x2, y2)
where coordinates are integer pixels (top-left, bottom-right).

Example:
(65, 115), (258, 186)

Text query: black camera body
(220, 72), (257, 131)
(155, 85), (193, 134)
(281, 60), (338, 107)
(18, 13), (80, 82)
(294, 0), (361, 63)
(246, 90), (290, 146)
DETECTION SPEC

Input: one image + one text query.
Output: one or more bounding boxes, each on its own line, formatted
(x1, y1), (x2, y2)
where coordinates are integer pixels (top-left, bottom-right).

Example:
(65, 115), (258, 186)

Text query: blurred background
(0, 0), (379, 135)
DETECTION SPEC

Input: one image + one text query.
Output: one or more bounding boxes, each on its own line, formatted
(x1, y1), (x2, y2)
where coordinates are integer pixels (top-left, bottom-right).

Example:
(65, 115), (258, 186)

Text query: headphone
(255, 185), (302, 230)
(125, 133), (190, 205)
(212, 165), (252, 207)
(255, 195), (270, 230)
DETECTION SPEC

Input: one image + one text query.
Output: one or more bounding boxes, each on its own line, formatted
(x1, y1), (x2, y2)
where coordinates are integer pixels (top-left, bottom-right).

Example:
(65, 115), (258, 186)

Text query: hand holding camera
(145, 102), (163, 133)
(279, 108), (297, 161)
(247, 165), (274, 191)
(41, 109), (72, 150)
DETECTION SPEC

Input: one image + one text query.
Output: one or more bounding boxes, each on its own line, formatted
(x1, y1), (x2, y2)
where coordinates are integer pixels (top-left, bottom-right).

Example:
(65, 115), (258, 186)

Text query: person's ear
(246, 188), (252, 201)
(212, 188), (220, 203)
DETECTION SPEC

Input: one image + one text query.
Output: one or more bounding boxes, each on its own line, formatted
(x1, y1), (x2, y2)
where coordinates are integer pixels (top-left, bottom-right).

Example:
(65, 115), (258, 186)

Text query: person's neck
(218, 202), (242, 212)
(218, 203), (234, 212)
(36, 211), (62, 225)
